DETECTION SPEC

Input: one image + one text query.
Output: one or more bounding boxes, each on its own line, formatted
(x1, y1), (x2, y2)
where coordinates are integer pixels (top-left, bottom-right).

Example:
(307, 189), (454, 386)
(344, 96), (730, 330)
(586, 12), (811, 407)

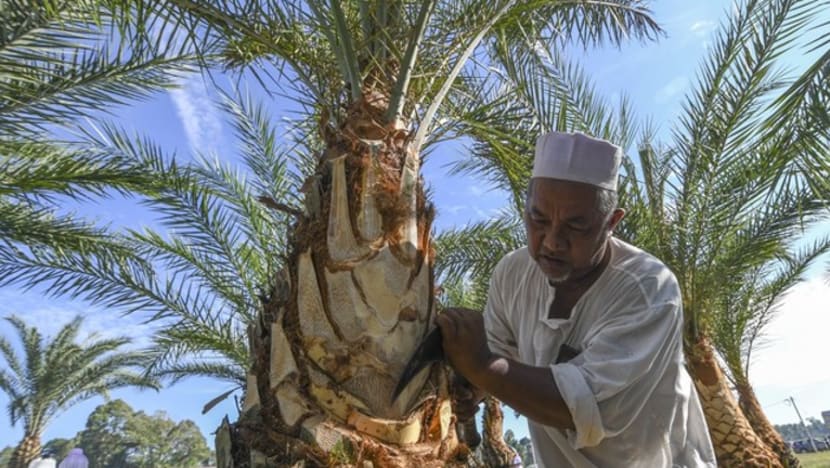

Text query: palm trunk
(479, 397), (516, 468)
(223, 93), (464, 467)
(735, 379), (801, 467)
(10, 433), (41, 468)
(687, 335), (781, 467)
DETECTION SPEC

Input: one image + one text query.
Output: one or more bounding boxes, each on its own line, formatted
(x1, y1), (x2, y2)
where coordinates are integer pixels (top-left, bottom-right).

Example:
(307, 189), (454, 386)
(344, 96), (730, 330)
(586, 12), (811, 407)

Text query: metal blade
(391, 327), (444, 403)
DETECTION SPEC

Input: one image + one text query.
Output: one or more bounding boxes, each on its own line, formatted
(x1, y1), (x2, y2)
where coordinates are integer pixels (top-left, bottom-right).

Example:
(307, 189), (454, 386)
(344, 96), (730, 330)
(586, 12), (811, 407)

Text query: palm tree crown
(0, 315), (158, 468)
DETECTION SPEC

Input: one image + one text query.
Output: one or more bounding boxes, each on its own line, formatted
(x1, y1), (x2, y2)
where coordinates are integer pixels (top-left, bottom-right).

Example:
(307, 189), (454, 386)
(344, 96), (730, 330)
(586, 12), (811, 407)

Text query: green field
(798, 451), (830, 468)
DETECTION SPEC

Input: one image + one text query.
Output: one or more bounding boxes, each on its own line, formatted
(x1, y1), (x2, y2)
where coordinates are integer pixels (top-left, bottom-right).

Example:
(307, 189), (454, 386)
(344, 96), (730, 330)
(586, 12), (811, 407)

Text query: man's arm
(437, 307), (575, 430)
(473, 352), (575, 430)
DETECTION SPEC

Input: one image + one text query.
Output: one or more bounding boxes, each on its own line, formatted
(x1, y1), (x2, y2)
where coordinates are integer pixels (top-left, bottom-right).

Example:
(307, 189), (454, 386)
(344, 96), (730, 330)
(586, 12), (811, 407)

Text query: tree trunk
(736, 380), (801, 467)
(479, 397), (516, 468)
(10, 433), (41, 468)
(687, 335), (781, 467)
(222, 93), (466, 467)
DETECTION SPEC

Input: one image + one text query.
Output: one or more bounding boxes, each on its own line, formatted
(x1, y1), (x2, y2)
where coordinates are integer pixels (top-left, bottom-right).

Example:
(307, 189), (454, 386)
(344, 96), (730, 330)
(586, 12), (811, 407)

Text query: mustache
(538, 251), (569, 261)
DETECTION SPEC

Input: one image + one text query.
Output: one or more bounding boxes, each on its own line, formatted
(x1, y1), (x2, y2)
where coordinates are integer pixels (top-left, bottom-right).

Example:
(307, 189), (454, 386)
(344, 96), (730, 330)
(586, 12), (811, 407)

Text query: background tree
(0, 316), (158, 468)
(76, 399), (212, 468)
(503, 429), (534, 466)
(78, 399), (137, 468)
(0, 446), (14, 466)
(775, 419), (830, 442)
(42, 437), (77, 462)
(127, 411), (212, 468)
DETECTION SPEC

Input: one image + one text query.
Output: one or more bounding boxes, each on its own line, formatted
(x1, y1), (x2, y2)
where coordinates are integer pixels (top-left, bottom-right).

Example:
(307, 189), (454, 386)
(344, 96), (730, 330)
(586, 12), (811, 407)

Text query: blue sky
(2, 0), (830, 450)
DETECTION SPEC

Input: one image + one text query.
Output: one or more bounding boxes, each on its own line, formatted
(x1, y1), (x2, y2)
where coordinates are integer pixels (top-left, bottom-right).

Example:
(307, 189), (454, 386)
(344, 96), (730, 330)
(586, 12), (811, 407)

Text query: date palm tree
(0, 315), (158, 468)
(439, 0), (830, 466)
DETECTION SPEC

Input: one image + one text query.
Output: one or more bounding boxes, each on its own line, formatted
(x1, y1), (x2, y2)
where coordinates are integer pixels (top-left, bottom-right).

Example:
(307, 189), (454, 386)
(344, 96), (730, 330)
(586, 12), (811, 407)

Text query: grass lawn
(798, 451), (830, 468)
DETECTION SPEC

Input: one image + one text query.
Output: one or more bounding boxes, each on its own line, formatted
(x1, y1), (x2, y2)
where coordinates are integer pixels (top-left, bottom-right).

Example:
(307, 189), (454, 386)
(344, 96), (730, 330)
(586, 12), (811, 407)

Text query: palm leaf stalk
(0, 315), (158, 468)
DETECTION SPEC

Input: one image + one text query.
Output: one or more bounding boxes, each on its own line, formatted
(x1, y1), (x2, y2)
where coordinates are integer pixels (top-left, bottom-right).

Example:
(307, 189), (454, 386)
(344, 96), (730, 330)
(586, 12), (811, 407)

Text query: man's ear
(607, 208), (626, 233)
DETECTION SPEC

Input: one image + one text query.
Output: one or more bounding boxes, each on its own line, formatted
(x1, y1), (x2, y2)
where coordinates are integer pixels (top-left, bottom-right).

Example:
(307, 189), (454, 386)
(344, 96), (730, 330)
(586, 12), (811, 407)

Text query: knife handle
(451, 373), (483, 449)
(457, 414), (482, 448)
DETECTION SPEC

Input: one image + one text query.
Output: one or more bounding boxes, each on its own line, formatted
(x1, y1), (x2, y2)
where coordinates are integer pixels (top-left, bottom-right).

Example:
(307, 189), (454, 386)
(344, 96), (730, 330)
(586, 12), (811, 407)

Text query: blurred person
(27, 451), (56, 468)
(58, 448), (88, 468)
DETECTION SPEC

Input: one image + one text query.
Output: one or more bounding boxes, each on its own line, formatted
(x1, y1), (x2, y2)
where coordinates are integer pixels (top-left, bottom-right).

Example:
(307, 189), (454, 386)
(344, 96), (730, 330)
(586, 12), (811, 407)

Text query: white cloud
(444, 205), (468, 215)
(469, 185), (487, 196)
(655, 76), (688, 103)
(169, 73), (223, 154)
(690, 20), (716, 37)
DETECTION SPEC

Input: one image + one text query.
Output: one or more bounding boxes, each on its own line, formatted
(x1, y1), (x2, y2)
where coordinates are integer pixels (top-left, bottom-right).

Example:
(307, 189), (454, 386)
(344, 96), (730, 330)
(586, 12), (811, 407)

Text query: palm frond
(494, 0), (662, 49)
(741, 236), (830, 376)
(0, 0), (206, 136)
(435, 213), (525, 287)
(0, 201), (120, 255)
(437, 273), (491, 312)
(150, 361), (247, 386)
(0, 139), (157, 200)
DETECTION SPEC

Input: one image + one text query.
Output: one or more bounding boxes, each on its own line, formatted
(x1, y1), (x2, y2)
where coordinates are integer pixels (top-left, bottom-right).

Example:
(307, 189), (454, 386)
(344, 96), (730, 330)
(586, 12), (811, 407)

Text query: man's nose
(542, 223), (568, 251)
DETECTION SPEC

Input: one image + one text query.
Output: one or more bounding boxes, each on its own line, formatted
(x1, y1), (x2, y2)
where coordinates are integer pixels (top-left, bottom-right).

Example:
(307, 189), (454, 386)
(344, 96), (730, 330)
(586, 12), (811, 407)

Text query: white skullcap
(532, 131), (622, 191)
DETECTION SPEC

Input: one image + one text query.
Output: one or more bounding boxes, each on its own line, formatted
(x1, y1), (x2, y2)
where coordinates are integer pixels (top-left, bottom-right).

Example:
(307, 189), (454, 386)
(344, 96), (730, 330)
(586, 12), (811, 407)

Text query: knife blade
(391, 326), (482, 448)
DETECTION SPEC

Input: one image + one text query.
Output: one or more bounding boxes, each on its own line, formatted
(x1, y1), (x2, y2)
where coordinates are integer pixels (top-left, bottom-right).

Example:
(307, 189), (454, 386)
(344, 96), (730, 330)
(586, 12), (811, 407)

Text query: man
(437, 131), (716, 467)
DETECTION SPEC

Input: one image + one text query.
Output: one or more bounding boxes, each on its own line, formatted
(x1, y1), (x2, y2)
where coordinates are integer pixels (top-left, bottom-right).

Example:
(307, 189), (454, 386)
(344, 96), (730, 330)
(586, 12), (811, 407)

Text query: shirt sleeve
(483, 257), (520, 360)
(551, 276), (683, 449)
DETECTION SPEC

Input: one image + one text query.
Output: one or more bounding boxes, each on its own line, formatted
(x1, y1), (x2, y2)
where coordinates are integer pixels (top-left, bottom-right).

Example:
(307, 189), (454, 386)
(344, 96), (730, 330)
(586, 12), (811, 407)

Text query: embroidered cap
(532, 131), (622, 191)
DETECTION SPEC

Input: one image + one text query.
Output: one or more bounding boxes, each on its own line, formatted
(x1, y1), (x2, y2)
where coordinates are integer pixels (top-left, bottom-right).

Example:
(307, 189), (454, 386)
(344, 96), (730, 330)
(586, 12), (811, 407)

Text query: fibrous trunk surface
(688, 335), (782, 468)
(736, 380), (801, 467)
(11, 433), (41, 468)
(220, 92), (466, 467)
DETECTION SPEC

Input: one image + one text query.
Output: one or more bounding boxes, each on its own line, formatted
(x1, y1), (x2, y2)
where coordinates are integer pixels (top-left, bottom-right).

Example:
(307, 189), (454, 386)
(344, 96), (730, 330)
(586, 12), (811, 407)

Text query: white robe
(484, 238), (716, 468)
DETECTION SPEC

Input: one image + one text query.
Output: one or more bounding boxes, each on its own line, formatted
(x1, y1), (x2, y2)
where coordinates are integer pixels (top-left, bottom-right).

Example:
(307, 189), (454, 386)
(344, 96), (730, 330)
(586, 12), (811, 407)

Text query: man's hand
(435, 307), (494, 382)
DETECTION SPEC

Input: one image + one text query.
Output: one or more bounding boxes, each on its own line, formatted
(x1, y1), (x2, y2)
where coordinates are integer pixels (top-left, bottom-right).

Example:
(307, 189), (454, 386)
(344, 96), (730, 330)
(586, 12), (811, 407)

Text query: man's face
(524, 178), (621, 284)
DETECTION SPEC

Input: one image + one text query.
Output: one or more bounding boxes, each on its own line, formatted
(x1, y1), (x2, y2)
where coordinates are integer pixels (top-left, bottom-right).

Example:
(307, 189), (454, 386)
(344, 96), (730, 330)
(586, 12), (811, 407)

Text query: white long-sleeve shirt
(484, 238), (716, 468)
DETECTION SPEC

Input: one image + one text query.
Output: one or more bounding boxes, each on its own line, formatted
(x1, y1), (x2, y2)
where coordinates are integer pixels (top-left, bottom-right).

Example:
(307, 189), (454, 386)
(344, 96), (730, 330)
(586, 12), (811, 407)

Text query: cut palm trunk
(736, 380), (800, 467)
(687, 336), (781, 467)
(226, 93), (463, 467)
